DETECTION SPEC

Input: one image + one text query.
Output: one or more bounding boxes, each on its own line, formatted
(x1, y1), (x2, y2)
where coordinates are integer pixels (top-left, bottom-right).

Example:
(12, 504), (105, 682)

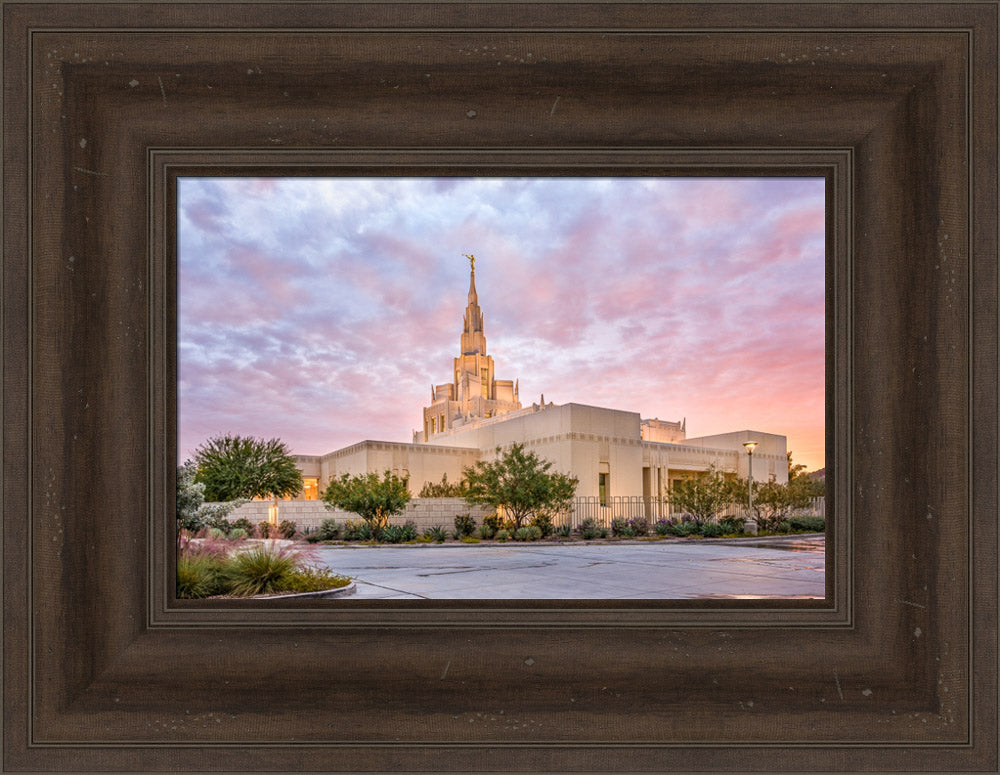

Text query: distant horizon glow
(179, 177), (826, 471)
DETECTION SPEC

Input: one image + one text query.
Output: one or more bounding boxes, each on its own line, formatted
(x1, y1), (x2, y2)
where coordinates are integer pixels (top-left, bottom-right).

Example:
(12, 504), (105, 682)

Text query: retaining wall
(213, 498), (494, 532)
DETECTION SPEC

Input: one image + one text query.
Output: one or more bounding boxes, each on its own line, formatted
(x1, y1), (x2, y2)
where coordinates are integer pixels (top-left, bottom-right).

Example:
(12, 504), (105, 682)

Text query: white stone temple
(292, 256), (788, 503)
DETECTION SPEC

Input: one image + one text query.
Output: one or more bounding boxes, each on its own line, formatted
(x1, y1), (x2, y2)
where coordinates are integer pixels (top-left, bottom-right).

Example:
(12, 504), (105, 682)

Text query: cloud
(179, 177), (827, 470)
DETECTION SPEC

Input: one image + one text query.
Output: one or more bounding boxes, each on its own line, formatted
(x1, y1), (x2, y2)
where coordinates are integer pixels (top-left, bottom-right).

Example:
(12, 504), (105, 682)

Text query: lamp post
(743, 441), (758, 534)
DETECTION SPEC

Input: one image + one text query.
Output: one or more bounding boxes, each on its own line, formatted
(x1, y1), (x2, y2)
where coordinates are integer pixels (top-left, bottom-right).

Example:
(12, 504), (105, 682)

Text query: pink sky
(178, 177), (826, 471)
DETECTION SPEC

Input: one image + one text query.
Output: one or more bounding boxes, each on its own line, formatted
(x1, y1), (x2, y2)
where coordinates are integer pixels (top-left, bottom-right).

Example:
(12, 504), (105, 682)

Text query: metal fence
(555, 495), (825, 529)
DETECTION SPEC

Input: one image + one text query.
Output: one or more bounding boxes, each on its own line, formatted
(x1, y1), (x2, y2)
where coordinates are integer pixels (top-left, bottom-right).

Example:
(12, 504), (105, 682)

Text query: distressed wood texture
(2, 2), (997, 773)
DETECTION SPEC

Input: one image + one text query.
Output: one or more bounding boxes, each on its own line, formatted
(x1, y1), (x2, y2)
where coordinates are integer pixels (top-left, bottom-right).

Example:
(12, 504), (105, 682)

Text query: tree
(462, 443), (578, 530)
(176, 460), (245, 533)
(418, 472), (467, 498)
(322, 470), (411, 534)
(667, 465), (732, 525)
(193, 434), (303, 502)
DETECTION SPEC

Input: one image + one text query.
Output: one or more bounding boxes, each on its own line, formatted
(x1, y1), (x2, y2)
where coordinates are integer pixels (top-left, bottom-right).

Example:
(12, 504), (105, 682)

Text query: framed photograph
(3, 2), (996, 772)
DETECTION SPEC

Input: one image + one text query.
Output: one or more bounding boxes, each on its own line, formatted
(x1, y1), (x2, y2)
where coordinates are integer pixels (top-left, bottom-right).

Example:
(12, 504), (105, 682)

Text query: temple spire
(463, 253), (478, 304)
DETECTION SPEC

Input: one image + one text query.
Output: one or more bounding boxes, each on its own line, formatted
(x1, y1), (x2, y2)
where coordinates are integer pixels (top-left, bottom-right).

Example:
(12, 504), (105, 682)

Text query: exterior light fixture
(743, 441), (758, 518)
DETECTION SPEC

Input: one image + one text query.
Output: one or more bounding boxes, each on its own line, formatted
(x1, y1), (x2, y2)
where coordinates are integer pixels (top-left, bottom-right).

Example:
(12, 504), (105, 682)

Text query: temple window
(430, 417), (436, 434)
(599, 473), (609, 505)
(302, 477), (319, 501)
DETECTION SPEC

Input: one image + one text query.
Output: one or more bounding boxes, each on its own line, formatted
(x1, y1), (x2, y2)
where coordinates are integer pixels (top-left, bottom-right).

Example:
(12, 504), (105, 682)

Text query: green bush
(789, 515), (825, 532)
(177, 555), (225, 598)
(701, 521), (724, 538)
(579, 518), (602, 540)
(257, 521), (273, 539)
(222, 546), (297, 596)
(775, 520), (793, 534)
(495, 528), (511, 542)
(314, 518), (342, 541)
(611, 518), (634, 538)
(277, 567), (351, 593)
(653, 519), (673, 536)
(483, 513), (504, 533)
(530, 512), (555, 538)
(556, 523), (572, 538)
(476, 523), (496, 540)
(382, 522), (418, 543)
(231, 517), (255, 535)
(668, 520), (701, 537)
(228, 528), (248, 540)
(424, 525), (448, 543)
(208, 527), (227, 540)
(718, 518), (745, 535)
(514, 525), (543, 541)
(342, 520), (373, 541)
(278, 519), (298, 539)
(454, 513), (477, 539)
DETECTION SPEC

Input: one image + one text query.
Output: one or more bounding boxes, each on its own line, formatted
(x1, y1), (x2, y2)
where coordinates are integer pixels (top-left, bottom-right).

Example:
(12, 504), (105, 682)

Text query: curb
(252, 581), (357, 600)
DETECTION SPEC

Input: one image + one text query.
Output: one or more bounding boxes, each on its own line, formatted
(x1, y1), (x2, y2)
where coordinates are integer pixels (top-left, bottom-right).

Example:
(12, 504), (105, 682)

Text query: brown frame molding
(3, 3), (996, 772)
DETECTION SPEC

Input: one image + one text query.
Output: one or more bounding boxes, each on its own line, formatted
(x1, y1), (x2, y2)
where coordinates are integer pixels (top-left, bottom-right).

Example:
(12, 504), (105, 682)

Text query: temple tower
(419, 255), (521, 442)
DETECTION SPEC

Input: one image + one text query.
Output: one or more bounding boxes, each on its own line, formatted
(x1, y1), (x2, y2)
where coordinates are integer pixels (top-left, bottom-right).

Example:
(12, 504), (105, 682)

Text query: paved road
(312, 535), (825, 599)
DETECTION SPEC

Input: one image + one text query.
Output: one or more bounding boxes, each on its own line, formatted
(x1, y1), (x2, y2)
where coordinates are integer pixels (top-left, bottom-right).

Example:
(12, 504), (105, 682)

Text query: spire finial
(463, 253), (475, 274)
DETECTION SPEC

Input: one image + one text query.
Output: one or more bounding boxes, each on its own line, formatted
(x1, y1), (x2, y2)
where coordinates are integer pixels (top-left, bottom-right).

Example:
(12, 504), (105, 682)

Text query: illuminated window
(431, 417), (436, 434)
(439, 414), (445, 431)
(302, 477), (319, 501)
(599, 473), (609, 506)
(481, 368), (489, 398)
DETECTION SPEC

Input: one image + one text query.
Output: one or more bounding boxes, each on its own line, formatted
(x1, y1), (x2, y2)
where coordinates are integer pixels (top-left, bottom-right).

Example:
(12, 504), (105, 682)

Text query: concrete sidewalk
(312, 536), (825, 599)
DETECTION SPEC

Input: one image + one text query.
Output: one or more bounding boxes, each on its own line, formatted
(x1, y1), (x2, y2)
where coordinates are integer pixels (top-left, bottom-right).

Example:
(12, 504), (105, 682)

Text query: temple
(418, 254), (521, 441)
(292, 256), (788, 504)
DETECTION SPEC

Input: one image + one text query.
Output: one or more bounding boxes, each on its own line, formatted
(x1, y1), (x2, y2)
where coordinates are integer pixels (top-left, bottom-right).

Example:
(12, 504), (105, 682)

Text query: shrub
(775, 520), (793, 534)
(177, 555), (225, 598)
(718, 518), (745, 535)
(483, 513), (504, 533)
(789, 515), (825, 532)
(611, 518), (634, 538)
(556, 523), (572, 538)
(476, 523), (496, 540)
(424, 525), (448, 543)
(277, 567), (351, 594)
(530, 512), (555, 538)
(314, 518), (342, 541)
(257, 521), (273, 539)
(579, 518), (602, 540)
(495, 528), (511, 542)
(222, 545), (297, 596)
(208, 527), (227, 540)
(514, 525), (543, 541)
(228, 528), (248, 540)
(231, 517), (255, 535)
(668, 519), (701, 537)
(381, 524), (407, 543)
(342, 520), (373, 541)
(382, 522), (418, 543)
(278, 519), (298, 539)
(654, 518), (673, 536)
(701, 521), (724, 538)
(454, 513), (477, 539)
(628, 517), (649, 536)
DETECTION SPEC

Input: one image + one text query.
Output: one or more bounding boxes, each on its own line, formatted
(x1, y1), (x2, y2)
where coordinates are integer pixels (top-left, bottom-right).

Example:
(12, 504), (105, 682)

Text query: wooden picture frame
(3, 2), (996, 772)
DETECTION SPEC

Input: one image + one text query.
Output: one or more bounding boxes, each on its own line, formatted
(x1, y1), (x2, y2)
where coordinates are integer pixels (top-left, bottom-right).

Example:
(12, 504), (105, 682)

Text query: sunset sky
(178, 177), (826, 472)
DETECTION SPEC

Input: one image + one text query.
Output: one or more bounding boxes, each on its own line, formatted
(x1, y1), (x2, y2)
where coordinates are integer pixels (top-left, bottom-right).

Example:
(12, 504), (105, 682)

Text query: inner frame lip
(152, 148), (848, 627)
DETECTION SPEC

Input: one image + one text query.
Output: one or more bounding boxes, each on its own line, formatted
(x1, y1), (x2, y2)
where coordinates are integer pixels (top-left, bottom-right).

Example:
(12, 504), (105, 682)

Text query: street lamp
(743, 441), (758, 518)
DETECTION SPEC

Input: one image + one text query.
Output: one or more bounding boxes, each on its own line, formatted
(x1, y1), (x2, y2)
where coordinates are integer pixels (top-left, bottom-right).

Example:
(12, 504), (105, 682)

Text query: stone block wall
(214, 499), (495, 533)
